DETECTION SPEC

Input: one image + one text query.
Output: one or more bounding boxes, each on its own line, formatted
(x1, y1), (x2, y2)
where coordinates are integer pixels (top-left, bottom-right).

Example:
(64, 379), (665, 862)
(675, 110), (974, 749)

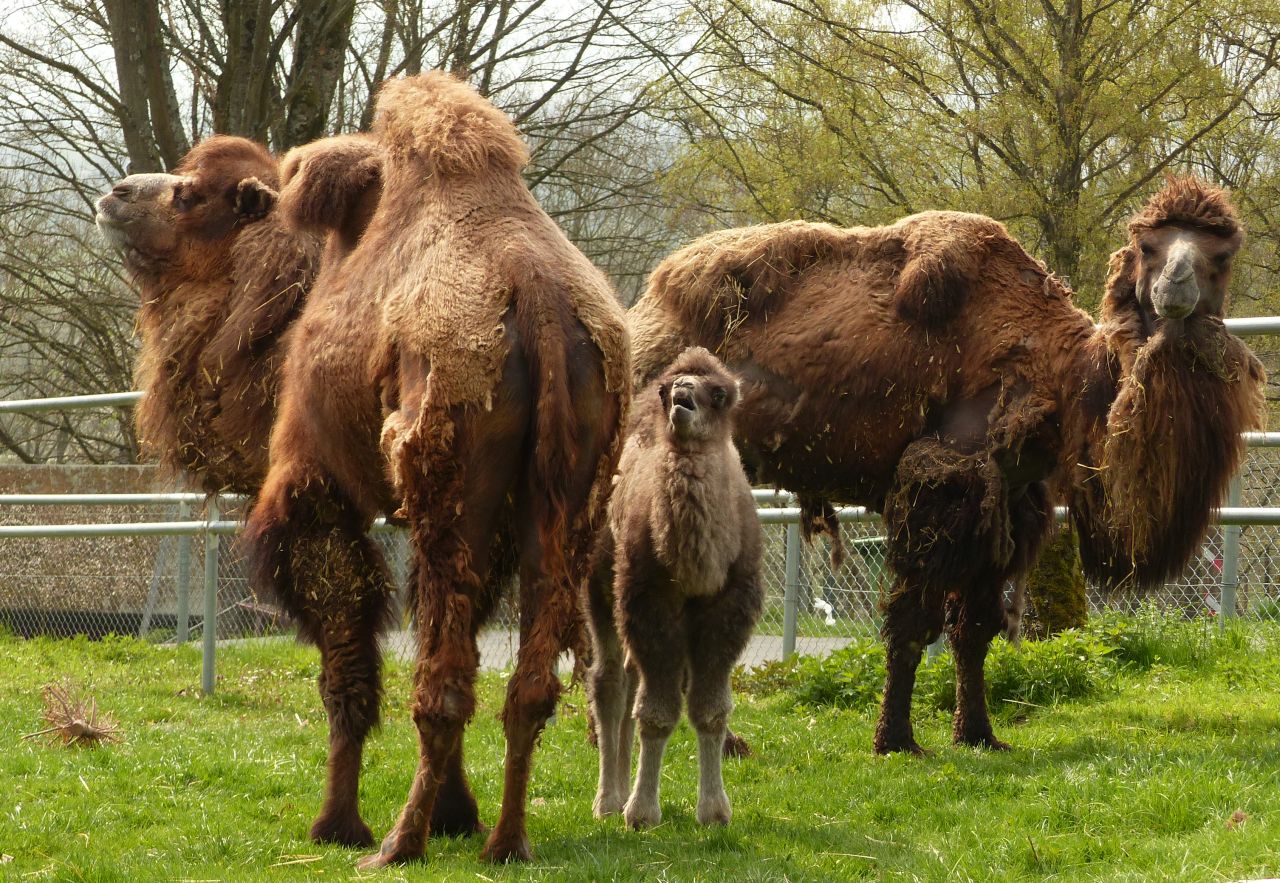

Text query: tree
(665, 0), (1280, 301)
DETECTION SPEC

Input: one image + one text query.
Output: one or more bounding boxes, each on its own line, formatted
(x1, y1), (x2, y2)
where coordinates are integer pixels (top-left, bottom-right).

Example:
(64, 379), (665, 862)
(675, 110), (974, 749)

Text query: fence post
(176, 500), (191, 643)
(1220, 474), (1242, 626)
(202, 497), (219, 695)
(783, 522), (801, 659)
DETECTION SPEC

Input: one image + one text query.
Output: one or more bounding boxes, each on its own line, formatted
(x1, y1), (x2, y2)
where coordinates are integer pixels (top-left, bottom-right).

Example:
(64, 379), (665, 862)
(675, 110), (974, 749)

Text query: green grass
(2, 622), (1280, 881)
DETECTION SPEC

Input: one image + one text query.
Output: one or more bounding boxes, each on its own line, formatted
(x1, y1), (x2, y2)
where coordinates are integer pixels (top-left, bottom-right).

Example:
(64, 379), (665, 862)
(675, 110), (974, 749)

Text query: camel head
(1130, 176), (1243, 325)
(655, 347), (740, 446)
(95, 136), (279, 284)
(1075, 176), (1264, 590)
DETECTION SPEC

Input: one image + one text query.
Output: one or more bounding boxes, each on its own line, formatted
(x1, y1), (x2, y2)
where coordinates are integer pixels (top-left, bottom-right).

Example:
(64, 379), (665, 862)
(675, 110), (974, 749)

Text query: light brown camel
(584, 347), (763, 830)
(628, 177), (1263, 754)
(247, 72), (630, 866)
(97, 134), (482, 847)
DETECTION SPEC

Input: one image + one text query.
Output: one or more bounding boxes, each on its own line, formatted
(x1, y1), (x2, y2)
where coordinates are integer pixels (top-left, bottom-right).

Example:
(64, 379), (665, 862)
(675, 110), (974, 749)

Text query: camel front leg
(874, 580), (943, 755)
(949, 583), (1009, 750)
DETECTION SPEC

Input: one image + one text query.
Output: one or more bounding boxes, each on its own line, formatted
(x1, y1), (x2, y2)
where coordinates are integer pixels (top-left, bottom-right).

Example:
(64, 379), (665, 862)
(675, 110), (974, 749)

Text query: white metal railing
(4, 314), (1280, 688)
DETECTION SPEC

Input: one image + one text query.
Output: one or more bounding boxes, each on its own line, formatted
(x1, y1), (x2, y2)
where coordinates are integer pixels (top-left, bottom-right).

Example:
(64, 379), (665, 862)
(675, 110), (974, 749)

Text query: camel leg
(582, 535), (629, 817)
(620, 586), (686, 831)
(685, 569), (759, 827)
(362, 368), (529, 867)
(874, 579), (943, 755)
(248, 484), (394, 849)
(949, 577), (1009, 750)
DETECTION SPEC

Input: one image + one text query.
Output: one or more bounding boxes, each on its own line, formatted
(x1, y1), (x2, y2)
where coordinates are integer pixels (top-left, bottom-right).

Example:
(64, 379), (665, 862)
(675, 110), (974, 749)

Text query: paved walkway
(381, 629), (856, 669)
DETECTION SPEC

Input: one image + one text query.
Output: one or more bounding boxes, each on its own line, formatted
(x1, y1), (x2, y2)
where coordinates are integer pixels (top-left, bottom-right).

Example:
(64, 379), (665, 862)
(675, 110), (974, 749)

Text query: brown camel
(97, 134), (484, 848)
(247, 72), (630, 866)
(584, 347), (763, 830)
(628, 177), (1263, 754)
(95, 136), (318, 494)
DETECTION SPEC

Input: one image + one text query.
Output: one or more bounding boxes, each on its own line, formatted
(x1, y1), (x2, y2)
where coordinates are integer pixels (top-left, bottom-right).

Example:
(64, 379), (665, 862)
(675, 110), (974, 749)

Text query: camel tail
(516, 274), (581, 591)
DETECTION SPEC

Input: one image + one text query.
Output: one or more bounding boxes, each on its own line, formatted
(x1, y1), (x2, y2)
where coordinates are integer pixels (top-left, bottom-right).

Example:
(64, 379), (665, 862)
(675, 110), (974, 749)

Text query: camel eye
(1213, 253), (1231, 267)
(173, 184), (202, 212)
(1139, 244), (1156, 258)
(711, 387), (727, 407)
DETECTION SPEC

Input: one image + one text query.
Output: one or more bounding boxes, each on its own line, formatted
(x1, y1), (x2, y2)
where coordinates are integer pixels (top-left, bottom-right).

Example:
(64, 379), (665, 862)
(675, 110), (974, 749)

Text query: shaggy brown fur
(247, 72), (630, 867)
(584, 348), (763, 830)
(628, 181), (1263, 755)
(96, 136), (320, 493)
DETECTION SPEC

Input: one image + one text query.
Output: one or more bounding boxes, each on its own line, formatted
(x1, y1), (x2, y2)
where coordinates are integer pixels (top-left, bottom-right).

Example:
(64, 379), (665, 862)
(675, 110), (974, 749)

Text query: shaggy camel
(585, 347), (763, 830)
(629, 177), (1263, 754)
(97, 134), (484, 847)
(95, 136), (318, 493)
(247, 72), (630, 865)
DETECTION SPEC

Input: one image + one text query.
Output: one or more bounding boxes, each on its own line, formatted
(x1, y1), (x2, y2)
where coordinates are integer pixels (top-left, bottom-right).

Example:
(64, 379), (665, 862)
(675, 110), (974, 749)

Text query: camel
(246, 72), (630, 866)
(627, 177), (1263, 754)
(95, 135), (319, 494)
(97, 134), (486, 848)
(584, 347), (763, 830)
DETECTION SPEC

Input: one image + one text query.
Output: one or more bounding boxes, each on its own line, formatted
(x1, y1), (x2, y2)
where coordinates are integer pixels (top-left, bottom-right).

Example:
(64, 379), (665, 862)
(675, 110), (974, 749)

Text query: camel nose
(111, 182), (135, 201)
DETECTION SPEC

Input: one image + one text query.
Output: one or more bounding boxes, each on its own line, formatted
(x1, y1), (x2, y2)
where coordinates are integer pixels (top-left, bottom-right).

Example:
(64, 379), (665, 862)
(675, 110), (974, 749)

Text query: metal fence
(4, 317), (1280, 693)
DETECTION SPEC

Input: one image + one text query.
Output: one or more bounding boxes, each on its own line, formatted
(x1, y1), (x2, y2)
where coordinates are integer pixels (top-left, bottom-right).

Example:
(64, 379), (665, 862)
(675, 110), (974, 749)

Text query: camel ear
(1100, 246), (1140, 323)
(279, 135), (383, 244)
(234, 176), (278, 221)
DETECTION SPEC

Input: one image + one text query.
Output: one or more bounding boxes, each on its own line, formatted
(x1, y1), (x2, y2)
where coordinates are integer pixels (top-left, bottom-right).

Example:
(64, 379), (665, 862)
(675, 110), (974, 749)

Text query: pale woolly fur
(374, 73), (529, 174)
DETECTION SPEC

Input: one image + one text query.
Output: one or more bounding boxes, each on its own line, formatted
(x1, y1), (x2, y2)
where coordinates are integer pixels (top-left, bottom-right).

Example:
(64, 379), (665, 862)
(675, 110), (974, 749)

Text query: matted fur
(102, 135), (319, 493)
(246, 72), (630, 867)
(629, 179), (1264, 753)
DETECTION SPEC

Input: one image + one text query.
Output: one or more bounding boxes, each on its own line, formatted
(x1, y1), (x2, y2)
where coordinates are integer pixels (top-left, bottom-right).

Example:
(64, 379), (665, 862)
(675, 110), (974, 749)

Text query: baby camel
(585, 347), (763, 829)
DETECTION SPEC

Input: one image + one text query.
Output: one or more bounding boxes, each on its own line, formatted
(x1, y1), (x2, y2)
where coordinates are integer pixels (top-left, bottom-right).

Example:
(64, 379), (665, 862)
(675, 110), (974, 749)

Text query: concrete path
(381, 629), (856, 670)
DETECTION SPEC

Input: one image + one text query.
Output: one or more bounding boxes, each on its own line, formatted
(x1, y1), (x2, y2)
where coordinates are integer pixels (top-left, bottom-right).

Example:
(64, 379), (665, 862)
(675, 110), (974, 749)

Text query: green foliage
(738, 611), (1254, 719)
(668, 0), (1280, 313)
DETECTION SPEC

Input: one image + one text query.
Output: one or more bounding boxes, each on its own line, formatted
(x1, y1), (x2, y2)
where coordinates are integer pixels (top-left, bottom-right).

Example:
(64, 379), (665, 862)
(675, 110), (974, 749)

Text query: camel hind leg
(482, 335), (622, 862)
(362, 357), (531, 868)
(582, 530), (630, 818)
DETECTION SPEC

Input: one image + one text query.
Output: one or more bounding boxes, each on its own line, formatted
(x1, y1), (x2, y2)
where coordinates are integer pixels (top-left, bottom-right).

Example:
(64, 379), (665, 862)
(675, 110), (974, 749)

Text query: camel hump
(893, 211), (1009, 328)
(278, 134), (382, 236)
(644, 221), (852, 337)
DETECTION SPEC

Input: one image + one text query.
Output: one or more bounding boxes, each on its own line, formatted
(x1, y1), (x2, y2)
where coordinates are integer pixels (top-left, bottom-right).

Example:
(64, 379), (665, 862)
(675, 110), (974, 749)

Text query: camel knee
(688, 687), (732, 734)
(319, 657), (383, 738)
(504, 672), (562, 731)
(634, 692), (680, 739)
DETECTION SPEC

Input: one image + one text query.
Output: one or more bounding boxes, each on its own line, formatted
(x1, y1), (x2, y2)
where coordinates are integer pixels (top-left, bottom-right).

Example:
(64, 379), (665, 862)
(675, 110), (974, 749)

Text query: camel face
(96, 136), (279, 282)
(95, 173), (185, 267)
(660, 369), (737, 444)
(1133, 225), (1238, 321)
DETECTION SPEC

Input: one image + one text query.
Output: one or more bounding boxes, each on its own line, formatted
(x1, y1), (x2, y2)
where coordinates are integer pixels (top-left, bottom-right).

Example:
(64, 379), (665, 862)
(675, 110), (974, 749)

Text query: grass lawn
(2, 624), (1280, 881)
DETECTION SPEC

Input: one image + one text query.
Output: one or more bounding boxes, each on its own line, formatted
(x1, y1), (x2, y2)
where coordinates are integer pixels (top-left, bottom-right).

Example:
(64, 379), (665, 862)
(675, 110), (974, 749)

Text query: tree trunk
(284, 0), (357, 148)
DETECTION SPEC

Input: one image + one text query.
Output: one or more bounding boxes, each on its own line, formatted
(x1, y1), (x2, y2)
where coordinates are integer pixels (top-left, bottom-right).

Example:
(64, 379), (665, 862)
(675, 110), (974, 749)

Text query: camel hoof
(480, 831), (533, 863)
(309, 812), (375, 848)
(696, 794), (732, 827)
(428, 804), (488, 838)
(874, 737), (931, 757)
(957, 732), (1011, 751)
(593, 790), (625, 818)
(623, 797), (662, 830)
(722, 731), (752, 758)
(356, 843), (420, 869)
